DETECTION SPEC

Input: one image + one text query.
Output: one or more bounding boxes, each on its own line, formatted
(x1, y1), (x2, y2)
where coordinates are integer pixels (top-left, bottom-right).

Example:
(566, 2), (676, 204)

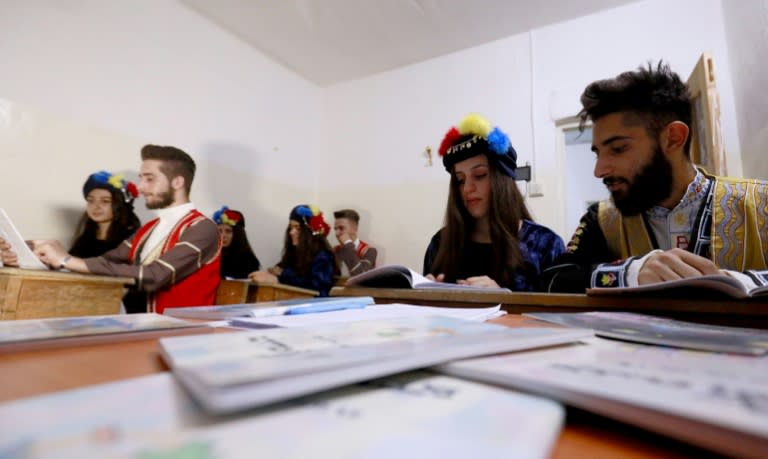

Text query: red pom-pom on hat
(308, 213), (330, 237)
(126, 182), (139, 199)
(438, 127), (461, 157)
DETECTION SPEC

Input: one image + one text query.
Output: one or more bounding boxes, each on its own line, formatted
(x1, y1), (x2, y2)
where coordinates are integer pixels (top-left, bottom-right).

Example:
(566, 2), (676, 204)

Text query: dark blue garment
(422, 220), (566, 291)
(278, 250), (335, 296)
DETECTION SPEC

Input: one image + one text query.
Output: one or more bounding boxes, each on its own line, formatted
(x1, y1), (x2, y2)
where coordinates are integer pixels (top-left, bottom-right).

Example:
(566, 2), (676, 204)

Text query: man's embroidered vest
(598, 174), (768, 271)
(128, 210), (221, 313)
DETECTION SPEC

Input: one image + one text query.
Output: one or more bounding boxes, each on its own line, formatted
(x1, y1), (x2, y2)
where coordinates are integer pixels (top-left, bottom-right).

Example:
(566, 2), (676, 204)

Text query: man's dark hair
(333, 209), (360, 225)
(579, 61), (692, 156)
(140, 145), (196, 195)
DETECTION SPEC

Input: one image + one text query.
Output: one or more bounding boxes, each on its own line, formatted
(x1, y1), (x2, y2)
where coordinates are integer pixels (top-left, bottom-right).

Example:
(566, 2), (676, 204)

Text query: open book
(588, 271), (768, 298)
(437, 336), (768, 458)
(159, 316), (591, 414)
(0, 208), (48, 270)
(0, 371), (565, 459)
(525, 311), (768, 355)
(0, 313), (211, 352)
(345, 264), (511, 292)
(163, 296), (374, 320)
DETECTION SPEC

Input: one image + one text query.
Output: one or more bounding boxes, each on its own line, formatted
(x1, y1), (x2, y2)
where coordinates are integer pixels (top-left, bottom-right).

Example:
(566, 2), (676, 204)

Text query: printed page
(438, 336), (768, 457)
(0, 371), (564, 459)
(159, 316), (591, 413)
(0, 208), (48, 270)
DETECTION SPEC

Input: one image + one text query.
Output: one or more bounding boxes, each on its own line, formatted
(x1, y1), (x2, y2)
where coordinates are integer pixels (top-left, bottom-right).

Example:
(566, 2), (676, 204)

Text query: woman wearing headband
(212, 206), (261, 279)
(70, 170), (141, 258)
(249, 204), (338, 296)
(424, 114), (565, 291)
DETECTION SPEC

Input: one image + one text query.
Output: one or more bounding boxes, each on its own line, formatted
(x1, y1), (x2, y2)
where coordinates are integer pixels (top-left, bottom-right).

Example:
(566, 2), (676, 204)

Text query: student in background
(212, 205), (260, 279)
(542, 62), (768, 292)
(70, 170), (141, 258)
(423, 113), (565, 291)
(2, 145), (221, 314)
(333, 209), (377, 276)
(249, 204), (338, 296)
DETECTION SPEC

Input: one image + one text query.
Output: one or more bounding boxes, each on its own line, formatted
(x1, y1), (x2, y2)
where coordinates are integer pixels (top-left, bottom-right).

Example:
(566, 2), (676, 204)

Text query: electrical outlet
(528, 182), (544, 197)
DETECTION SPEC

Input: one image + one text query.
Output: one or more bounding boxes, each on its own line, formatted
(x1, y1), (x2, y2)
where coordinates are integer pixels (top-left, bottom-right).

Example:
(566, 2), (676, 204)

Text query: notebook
(525, 311), (768, 355)
(0, 371), (564, 459)
(159, 316), (591, 414)
(345, 264), (511, 292)
(0, 313), (212, 352)
(437, 336), (768, 458)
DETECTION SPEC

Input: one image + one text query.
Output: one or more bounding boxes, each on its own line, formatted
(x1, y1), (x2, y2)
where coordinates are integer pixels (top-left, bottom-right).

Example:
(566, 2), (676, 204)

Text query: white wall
(319, 0), (743, 269)
(721, 0), (768, 180)
(0, 0), (324, 267)
(1, 0), (755, 273)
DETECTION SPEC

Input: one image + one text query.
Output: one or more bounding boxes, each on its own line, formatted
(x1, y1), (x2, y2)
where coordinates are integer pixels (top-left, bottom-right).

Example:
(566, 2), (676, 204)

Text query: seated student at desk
(212, 206), (260, 279)
(70, 170), (142, 258)
(249, 204), (338, 296)
(541, 62), (768, 292)
(423, 113), (565, 291)
(0, 145), (221, 314)
(333, 209), (377, 276)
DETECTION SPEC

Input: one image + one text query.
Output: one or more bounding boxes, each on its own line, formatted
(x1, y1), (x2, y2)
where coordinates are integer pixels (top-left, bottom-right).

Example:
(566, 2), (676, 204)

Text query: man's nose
(594, 155), (611, 178)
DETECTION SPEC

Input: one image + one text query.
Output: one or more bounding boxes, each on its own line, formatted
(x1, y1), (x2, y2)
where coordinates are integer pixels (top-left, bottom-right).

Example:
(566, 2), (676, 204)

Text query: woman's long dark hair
(70, 187), (141, 255)
(430, 162), (532, 286)
(277, 222), (339, 276)
(224, 225), (257, 258)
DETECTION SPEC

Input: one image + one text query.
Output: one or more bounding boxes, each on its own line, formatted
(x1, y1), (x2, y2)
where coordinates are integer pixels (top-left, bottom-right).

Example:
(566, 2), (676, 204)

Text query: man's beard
(606, 145), (674, 216)
(144, 189), (174, 210)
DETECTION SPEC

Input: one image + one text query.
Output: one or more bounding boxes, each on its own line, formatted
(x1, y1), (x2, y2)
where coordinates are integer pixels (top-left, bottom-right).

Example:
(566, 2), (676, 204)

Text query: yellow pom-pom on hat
(456, 113), (492, 138)
(107, 174), (125, 190)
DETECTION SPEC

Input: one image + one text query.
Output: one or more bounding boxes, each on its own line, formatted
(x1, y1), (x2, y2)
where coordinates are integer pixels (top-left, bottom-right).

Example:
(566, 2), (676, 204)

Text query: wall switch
(528, 182), (544, 197)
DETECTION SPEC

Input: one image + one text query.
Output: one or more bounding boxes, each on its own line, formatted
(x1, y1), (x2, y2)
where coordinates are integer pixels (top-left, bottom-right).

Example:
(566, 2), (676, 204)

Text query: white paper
(0, 208), (48, 270)
(230, 303), (505, 328)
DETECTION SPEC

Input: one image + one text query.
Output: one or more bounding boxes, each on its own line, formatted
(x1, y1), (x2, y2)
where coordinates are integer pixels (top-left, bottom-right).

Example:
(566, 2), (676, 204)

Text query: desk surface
(0, 315), (711, 458)
(333, 286), (768, 328)
(0, 266), (134, 319)
(0, 266), (134, 284)
(216, 279), (318, 304)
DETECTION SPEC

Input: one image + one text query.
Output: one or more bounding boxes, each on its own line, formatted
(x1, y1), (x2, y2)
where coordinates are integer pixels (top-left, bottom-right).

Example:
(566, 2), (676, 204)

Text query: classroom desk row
(5, 266), (768, 329)
(0, 268), (318, 320)
(332, 286), (768, 328)
(0, 315), (715, 458)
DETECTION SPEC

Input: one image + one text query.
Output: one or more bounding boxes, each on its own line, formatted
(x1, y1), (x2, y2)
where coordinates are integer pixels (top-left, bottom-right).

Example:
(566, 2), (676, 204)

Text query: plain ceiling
(183, 0), (641, 86)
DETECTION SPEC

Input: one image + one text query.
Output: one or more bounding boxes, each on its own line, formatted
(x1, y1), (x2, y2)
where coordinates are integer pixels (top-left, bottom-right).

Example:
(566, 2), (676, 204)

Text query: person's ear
(171, 176), (185, 191)
(660, 121), (689, 156)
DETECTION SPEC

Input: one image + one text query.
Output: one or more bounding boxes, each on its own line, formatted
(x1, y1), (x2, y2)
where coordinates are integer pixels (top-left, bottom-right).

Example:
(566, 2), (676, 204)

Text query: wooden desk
(215, 279), (318, 304)
(332, 286), (768, 327)
(0, 267), (133, 320)
(0, 315), (711, 458)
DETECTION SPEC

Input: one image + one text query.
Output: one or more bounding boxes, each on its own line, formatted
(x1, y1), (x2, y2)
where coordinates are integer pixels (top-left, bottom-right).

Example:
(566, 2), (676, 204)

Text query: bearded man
(542, 62), (768, 292)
